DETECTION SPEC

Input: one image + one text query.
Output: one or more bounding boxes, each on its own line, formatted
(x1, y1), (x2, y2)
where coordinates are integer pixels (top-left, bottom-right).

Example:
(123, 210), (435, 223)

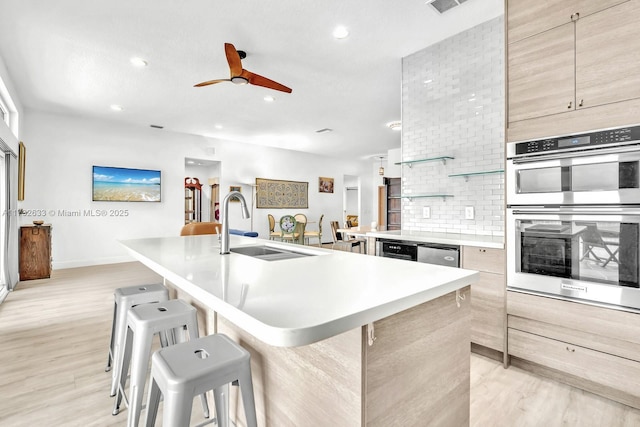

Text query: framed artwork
(229, 185), (241, 202)
(318, 177), (334, 193)
(18, 142), (25, 201)
(256, 178), (308, 208)
(92, 165), (161, 202)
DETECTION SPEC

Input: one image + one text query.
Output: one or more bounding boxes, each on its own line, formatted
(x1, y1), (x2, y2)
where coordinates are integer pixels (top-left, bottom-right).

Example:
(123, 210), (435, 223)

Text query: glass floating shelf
(394, 156), (454, 167)
(448, 169), (504, 181)
(389, 194), (454, 202)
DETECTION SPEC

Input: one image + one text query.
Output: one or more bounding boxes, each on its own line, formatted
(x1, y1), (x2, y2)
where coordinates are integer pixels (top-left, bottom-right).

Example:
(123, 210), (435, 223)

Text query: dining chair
(294, 213), (308, 225)
(330, 221), (362, 253)
(304, 214), (323, 246)
(180, 222), (222, 236)
(280, 215), (303, 244)
(577, 222), (620, 267)
(267, 214), (281, 240)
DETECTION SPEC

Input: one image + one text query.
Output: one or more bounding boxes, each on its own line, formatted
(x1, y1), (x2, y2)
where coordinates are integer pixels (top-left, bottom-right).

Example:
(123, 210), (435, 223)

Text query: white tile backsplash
(401, 16), (504, 237)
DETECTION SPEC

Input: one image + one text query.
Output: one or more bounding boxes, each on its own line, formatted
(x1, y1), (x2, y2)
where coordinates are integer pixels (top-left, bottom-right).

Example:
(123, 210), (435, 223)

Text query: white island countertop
(120, 235), (479, 347)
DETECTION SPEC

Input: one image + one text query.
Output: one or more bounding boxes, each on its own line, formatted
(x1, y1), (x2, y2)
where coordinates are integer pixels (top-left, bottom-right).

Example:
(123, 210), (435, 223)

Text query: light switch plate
(465, 206), (474, 220)
(422, 206), (431, 219)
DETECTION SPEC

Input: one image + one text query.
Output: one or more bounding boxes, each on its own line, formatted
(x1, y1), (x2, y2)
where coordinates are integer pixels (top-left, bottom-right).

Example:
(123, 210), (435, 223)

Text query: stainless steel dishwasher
(417, 243), (460, 267)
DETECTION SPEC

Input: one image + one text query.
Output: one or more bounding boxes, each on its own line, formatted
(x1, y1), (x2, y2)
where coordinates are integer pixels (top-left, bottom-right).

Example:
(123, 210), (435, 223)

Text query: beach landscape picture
(92, 166), (161, 202)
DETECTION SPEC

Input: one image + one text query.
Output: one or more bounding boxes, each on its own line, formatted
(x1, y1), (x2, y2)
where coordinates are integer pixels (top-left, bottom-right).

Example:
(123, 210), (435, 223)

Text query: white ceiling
(0, 0), (503, 160)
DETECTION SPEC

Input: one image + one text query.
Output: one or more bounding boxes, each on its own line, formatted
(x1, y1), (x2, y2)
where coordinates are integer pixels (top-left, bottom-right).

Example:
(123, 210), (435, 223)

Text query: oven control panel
(511, 125), (640, 156)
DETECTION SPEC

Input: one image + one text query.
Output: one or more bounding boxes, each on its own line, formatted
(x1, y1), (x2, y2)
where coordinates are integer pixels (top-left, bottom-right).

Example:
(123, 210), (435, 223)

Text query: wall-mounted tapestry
(256, 178), (308, 209)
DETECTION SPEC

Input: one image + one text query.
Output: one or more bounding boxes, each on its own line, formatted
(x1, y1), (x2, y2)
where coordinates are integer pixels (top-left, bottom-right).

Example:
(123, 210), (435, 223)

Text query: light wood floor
(1, 262), (639, 426)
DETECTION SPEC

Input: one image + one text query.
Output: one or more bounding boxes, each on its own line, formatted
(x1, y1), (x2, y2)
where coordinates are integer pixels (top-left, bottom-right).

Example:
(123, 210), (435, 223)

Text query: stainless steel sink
(230, 245), (315, 261)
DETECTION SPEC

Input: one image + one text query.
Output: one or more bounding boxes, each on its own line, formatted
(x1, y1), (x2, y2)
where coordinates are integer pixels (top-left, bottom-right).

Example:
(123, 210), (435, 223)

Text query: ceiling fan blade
(225, 43), (243, 77)
(245, 70), (292, 93)
(194, 78), (230, 87)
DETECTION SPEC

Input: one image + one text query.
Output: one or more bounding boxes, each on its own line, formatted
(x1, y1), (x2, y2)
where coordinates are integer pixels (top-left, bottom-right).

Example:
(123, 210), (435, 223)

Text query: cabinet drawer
(508, 328), (640, 406)
(471, 272), (505, 351)
(507, 291), (640, 347)
(462, 246), (504, 274)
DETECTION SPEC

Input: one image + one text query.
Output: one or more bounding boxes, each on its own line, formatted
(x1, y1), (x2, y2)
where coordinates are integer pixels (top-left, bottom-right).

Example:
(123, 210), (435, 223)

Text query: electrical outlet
(465, 206), (474, 220)
(422, 206), (431, 219)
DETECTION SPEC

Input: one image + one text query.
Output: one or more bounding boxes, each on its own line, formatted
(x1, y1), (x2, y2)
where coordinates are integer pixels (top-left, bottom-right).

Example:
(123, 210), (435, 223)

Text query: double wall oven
(507, 125), (640, 313)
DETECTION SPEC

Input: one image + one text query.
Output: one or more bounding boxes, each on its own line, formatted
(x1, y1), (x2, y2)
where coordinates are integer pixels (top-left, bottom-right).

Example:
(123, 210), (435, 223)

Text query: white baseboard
(52, 254), (135, 270)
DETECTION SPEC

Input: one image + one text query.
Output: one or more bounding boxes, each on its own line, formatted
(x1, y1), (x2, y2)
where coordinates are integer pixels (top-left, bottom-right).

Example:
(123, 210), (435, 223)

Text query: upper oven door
(506, 144), (640, 206)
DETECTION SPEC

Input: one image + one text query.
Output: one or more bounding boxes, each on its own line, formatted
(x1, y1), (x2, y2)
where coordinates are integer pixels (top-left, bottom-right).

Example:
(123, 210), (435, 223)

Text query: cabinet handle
(566, 346), (575, 353)
(567, 101), (572, 109)
(570, 12), (580, 21)
(578, 99), (584, 107)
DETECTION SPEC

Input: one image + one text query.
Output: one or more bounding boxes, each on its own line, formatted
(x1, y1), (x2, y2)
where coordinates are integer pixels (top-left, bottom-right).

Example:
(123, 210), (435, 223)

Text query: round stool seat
(145, 333), (257, 427)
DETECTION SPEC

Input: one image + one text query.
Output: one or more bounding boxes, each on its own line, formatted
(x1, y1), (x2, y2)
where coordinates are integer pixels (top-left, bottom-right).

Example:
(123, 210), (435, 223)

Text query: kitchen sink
(230, 245), (315, 261)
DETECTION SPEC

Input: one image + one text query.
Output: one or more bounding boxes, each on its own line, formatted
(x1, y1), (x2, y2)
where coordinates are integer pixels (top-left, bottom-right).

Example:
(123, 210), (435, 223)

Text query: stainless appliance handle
(511, 143), (640, 163)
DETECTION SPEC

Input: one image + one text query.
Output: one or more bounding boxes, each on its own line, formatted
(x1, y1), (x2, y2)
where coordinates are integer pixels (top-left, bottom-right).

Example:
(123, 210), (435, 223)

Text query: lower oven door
(507, 206), (640, 312)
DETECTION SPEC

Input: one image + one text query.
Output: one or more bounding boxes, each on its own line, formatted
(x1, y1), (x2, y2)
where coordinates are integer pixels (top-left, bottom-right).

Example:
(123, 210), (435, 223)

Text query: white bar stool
(145, 333), (257, 427)
(112, 299), (209, 427)
(106, 283), (169, 397)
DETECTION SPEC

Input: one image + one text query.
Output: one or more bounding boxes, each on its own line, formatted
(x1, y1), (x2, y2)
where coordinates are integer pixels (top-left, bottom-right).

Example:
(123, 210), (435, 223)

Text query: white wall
(20, 110), (371, 268)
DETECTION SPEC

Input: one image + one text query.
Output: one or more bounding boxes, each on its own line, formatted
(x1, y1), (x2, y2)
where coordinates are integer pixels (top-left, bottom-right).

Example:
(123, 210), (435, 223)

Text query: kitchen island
(120, 234), (479, 426)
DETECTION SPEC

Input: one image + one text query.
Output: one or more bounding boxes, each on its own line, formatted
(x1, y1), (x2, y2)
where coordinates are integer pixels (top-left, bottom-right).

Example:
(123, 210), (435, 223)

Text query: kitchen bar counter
(367, 229), (504, 249)
(120, 235), (478, 346)
(120, 234), (479, 426)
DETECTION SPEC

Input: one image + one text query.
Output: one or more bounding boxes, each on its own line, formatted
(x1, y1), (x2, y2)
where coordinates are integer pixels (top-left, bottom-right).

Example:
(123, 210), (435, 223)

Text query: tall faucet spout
(220, 190), (250, 254)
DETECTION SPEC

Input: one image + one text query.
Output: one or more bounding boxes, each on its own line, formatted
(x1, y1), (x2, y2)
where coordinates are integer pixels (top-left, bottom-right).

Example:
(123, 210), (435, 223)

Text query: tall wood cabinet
(184, 177), (202, 224)
(384, 177), (401, 231)
(507, 0), (640, 141)
(19, 224), (52, 280)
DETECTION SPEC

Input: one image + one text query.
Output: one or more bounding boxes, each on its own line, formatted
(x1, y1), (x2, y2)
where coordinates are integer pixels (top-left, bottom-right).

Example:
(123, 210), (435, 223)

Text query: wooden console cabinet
(19, 224), (52, 280)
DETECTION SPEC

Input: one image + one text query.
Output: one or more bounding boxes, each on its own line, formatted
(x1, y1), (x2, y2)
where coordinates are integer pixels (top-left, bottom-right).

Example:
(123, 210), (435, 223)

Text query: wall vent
(427, 0), (468, 14)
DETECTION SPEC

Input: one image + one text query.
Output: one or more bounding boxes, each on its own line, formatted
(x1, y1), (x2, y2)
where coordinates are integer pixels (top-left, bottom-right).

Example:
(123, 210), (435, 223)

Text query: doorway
(185, 158), (221, 223)
(343, 174), (359, 227)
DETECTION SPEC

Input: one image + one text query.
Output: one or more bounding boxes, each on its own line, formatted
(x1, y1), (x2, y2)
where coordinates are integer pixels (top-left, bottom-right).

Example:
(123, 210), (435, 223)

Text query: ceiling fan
(194, 43), (292, 93)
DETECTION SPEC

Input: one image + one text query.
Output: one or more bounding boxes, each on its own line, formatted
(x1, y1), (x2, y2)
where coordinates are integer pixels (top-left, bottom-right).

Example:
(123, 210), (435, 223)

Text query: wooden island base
(211, 286), (471, 427)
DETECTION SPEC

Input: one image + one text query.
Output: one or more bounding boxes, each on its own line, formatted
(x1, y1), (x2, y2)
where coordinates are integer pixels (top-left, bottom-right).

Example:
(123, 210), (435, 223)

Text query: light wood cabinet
(506, 0), (640, 141)
(19, 225), (52, 280)
(507, 291), (640, 409)
(462, 246), (505, 353)
(508, 0), (628, 44)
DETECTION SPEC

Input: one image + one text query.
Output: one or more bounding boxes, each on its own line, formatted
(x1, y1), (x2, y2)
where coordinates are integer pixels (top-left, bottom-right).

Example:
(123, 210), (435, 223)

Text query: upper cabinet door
(508, 23), (575, 123)
(508, 0), (628, 44)
(576, 0), (640, 109)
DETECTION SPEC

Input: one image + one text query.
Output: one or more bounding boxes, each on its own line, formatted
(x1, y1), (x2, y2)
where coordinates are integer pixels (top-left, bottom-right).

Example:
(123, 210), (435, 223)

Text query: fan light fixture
(386, 121), (402, 131)
(378, 157), (385, 176)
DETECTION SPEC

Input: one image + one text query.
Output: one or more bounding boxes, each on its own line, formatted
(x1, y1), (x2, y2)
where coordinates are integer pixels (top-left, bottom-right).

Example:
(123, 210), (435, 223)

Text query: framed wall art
(318, 177), (334, 193)
(256, 178), (308, 209)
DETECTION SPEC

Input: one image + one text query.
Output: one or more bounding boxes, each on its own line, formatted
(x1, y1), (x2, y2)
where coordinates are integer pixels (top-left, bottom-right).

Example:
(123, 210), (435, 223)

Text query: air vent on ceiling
(150, 124), (164, 129)
(315, 128), (333, 133)
(427, 0), (468, 14)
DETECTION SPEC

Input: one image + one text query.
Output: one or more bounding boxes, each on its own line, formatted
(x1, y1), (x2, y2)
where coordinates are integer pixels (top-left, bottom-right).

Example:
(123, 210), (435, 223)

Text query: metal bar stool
(112, 299), (210, 427)
(106, 283), (169, 397)
(145, 333), (257, 427)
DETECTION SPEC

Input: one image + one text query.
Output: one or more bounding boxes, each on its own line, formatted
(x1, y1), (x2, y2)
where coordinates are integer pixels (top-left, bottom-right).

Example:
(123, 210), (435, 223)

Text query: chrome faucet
(220, 190), (250, 254)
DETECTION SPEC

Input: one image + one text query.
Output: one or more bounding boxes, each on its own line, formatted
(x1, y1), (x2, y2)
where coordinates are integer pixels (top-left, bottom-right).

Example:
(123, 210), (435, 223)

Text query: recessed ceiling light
(110, 104), (123, 111)
(423, 79), (433, 84)
(263, 95), (275, 102)
(214, 124), (223, 129)
(386, 121), (401, 131)
(130, 57), (148, 68)
(333, 25), (349, 39)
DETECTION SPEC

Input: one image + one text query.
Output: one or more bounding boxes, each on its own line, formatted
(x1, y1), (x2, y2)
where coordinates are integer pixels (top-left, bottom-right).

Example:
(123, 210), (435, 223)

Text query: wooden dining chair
(267, 214), (281, 240)
(180, 222), (222, 236)
(304, 214), (323, 246)
(280, 215), (303, 244)
(294, 213), (307, 225)
(330, 221), (362, 253)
